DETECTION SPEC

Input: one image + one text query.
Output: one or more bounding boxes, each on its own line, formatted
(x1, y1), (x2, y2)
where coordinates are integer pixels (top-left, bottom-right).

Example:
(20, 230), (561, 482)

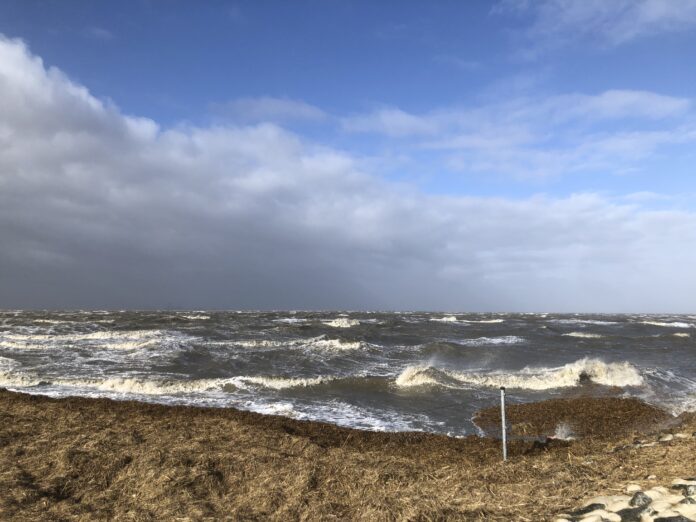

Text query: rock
(651, 500), (674, 512)
(648, 475), (658, 480)
(679, 497), (696, 505)
(631, 491), (654, 508)
(568, 502), (606, 517)
(653, 515), (694, 522)
(658, 434), (674, 443)
(673, 503), (696, 518)
(642, 442), (658, 448)
(672, 479), (696, 487)
(674, 433), (689, 439)
(671, 484), (696, 496)
(627, 485), (643, 494)
(608, 500), (632, 512)
(617, 505), (651, 521)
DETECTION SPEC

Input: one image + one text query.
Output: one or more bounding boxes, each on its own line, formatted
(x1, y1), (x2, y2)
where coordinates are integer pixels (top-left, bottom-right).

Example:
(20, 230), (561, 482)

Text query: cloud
(343, 90), (695, 178)
(341, 108), (440, 137)
(211, 96), (326, 124)
(84, 26), (114, 41)
(494, 0), (696, 54)
(2, 35), (696, 311)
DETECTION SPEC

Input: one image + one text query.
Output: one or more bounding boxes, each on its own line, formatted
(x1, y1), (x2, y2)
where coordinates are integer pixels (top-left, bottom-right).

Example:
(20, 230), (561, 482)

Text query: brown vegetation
(1, 389), (695, 521)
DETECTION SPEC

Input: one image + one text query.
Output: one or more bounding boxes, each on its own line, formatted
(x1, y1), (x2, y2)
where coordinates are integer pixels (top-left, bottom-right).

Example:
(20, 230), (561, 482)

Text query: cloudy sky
(2, 0), (696, 312)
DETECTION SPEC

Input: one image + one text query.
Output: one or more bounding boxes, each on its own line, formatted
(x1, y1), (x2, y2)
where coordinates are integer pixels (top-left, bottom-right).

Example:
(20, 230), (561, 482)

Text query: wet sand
(1, 388), (695, 521)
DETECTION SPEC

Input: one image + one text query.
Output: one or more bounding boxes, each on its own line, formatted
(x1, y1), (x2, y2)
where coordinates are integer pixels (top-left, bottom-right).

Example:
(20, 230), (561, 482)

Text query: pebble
(556, 477), (696, 522)
(659, 434), (675, 443)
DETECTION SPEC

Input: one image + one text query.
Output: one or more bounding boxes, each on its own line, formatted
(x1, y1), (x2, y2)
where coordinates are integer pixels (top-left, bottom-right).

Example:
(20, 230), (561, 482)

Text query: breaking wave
(395, 358), (644, 390)
(549, 319), (619, 326)
(0, 329), (185, 351)
(562, 332), (604, 339)
(457, 336), (524, 346)
(0, 372), (331, 395)
(235, 335), (364, 351)
(640, 321), (693, 328)
(323, 318), (361, 328)
(430, 315), (459, 323)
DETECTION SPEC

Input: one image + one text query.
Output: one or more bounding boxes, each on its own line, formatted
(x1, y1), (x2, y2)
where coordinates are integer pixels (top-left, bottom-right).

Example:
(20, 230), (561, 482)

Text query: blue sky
(1, 1), (696, 310)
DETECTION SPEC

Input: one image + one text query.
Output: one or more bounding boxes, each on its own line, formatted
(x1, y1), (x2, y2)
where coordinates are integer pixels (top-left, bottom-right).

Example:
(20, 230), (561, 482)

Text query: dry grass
(1, 389), (695, 521)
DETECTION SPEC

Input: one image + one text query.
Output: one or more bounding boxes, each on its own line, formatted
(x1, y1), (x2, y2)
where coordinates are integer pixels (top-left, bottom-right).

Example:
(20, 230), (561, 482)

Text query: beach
(2, 389), (695, 521)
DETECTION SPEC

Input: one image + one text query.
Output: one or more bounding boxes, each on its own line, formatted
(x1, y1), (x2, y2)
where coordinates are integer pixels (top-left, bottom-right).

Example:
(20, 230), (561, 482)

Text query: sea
(1, 310), (694, 436)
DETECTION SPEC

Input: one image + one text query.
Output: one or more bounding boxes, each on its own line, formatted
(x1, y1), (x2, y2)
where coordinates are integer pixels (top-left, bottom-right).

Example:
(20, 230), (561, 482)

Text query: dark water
(1, 310), (695, 436)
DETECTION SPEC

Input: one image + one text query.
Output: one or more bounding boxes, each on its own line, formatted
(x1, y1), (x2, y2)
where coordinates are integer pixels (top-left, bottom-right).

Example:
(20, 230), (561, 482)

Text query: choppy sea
(1, 310), (694, 436)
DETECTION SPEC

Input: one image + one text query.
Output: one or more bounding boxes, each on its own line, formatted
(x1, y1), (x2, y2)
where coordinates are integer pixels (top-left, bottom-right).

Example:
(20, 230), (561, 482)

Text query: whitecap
(640, 321), (693, 328)
(323, 318), (360, 328)
(430, 315), (459, 323)
(456, 336), (525, 346)
(395, 358), (644, 390)
(562, 332), (604, 339)
(236, 335), (364, 352)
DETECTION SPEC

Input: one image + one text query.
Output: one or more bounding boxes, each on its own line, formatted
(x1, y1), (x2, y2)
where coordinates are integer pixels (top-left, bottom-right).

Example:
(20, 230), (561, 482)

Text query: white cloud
(344, 90), (695, 178)
(85, 27), (114, 41)
(494, 0), (696, 53)
(211, 96), (326, 124)
(341, 108), (439, 137)
(2, 35), (696, 311)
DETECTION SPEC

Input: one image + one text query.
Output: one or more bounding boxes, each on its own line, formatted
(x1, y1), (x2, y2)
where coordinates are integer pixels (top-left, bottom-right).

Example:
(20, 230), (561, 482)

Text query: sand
(1, 389), (696, 521)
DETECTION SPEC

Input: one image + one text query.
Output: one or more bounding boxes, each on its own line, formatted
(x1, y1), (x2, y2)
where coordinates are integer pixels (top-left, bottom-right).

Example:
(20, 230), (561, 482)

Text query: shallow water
(1, 310), (695, 435)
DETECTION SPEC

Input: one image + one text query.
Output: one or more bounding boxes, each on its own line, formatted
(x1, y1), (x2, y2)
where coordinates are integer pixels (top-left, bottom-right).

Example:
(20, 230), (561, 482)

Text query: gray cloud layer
(2, 36), (696, 311)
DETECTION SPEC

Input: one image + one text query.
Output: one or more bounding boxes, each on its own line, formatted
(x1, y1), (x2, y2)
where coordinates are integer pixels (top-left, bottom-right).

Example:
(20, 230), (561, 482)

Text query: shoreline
(1, 389), (695, 520)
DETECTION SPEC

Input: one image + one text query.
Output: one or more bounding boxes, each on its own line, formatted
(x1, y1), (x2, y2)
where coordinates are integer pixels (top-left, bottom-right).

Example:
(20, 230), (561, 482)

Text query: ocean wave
(273, 317), (306, 324)
(457, 336), (525, 346)
(231, 375), (331, 390)
(0, 329), (186, 351)
(0, 371), (232, 395)
(460, 319), (505, 324)
(323, 318), (360, 328)
(235, 335), (364, 352)
(429, 315), (459, 323)
(0, 371), (331, 395)
(562, 332), (604, 339)
(179, 314), (210, 320)
(549, 319), (619, 326)
(640, 321), (694, 328)
(395, 358), (644, 390)
(673, 333), (691, 338)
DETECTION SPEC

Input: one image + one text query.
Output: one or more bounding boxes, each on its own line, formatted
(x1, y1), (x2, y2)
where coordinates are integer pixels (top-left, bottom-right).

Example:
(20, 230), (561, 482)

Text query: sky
(1, 0), (696, 312)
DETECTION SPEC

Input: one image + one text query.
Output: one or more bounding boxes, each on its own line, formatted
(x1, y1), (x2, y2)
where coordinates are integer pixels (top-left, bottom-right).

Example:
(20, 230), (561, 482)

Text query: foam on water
(323, 318), (361, 328)
(640, 321), (694, 328)
(549, 319), (619, 326)
(179, 314), (210, 320)
(0, 329), (185, 350)
(460, 319), (505, 324)
(563, 332), (604, 339)
(457, 336), (524, 346)
(430, 315), (459, 323)
(0, 371), (235, 395)
(231, 375), (331, 390)
(235, 335), (364, 352)
(673, 333), (691, 338)
(395, 358), (644, 390)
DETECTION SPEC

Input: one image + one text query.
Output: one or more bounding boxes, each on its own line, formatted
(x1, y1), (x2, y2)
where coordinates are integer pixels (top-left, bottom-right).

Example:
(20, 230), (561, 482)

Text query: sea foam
(323, 318), (361, 328)
(562, 332), (604, 339)
(395, 358), (644, 390)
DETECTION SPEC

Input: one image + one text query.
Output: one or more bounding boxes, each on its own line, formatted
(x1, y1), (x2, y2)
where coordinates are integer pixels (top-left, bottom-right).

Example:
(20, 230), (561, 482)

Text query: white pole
(500, 386), (507, 461)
